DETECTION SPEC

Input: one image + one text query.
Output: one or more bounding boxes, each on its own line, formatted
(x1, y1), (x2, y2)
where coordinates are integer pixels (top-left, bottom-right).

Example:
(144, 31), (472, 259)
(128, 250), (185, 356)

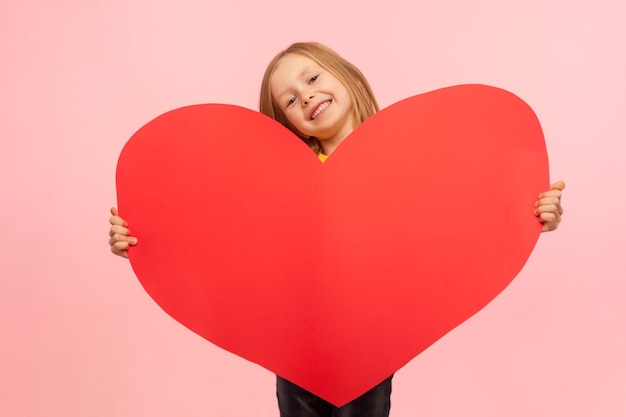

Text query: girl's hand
(109, 207), (137, 258)
(535, 181), (566, 232)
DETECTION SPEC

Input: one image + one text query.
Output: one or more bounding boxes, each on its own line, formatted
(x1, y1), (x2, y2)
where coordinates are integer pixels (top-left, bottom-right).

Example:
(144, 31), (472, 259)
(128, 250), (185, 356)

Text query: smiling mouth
(310, 101), (331, 120)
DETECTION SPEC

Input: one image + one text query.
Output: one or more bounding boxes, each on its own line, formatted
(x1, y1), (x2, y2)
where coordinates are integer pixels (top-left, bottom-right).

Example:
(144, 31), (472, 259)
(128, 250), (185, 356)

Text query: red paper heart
(116, 84), (548, 406)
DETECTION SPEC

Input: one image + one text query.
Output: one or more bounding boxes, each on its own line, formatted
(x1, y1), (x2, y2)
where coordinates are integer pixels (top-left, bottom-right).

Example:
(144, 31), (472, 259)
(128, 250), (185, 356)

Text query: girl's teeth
(311, 102), (329, 119)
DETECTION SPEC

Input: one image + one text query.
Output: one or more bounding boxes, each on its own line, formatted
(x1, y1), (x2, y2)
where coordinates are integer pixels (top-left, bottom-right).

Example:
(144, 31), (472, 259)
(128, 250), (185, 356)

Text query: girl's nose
(302, 94), (314, 106)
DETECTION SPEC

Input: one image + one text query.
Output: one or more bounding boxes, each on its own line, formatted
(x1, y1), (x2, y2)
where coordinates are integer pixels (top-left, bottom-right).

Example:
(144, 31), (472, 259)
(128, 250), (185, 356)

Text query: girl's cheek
(285, 111), (301, 126)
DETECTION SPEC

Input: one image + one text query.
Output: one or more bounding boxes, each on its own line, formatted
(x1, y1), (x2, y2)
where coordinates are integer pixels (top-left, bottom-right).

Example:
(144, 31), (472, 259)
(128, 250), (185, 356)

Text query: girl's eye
(309, 75), (319, 83)
(286, 97), (296, 107)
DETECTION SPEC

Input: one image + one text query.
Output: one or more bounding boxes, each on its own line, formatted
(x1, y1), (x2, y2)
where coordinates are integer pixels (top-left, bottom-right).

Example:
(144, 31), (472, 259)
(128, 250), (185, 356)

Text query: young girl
(109, 42), (565, 417)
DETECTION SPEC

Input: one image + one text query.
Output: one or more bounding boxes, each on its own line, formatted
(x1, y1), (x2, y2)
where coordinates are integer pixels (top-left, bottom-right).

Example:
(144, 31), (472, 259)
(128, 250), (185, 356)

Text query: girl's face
(270, 54), (355, 153)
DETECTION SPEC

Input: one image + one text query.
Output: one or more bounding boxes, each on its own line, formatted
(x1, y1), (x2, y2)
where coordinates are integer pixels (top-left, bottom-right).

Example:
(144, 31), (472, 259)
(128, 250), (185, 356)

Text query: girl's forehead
(277, 54), (319, 74)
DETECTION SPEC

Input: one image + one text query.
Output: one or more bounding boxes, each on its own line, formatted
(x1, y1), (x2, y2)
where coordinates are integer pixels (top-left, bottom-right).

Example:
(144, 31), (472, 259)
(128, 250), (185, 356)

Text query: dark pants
(276, 375), (393, 417)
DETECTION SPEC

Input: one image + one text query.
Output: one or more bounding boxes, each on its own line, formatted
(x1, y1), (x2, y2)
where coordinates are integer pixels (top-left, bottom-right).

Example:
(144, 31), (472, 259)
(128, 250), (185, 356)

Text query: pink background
(1, 0), (624, 416)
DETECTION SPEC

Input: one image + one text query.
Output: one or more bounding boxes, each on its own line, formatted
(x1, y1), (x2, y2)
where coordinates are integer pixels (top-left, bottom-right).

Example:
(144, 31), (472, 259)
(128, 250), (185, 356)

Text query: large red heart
(116, 84), (548, 406)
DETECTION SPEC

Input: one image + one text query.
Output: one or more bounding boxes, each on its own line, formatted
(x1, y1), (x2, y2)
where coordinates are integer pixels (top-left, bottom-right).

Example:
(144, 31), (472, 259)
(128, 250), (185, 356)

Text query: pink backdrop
(1, 1), (624, 416)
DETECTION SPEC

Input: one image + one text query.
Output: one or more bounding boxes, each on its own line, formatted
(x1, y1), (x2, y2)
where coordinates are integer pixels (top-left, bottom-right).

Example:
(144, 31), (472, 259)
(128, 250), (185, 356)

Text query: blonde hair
(259, 42), (379, 154)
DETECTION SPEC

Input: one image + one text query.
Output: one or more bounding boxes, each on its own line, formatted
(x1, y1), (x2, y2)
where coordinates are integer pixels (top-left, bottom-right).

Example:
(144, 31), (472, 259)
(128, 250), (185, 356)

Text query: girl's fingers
(549, 180), (566, 192)
(109, 232), (137, 246)
(109, 207), (129, 227)
(110, 241), (130, 258)
(109, 234), (137, 258)
(540, 211), (561, 232)
(537, 205), (561, 222)
(108, 205), (137, 258)
(538, 181), (565, 200)
(109, 224), (130, 237)
(535, 202), (562, 232)
(535, 197), (564, 216)
(535, 181), (565, 232)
